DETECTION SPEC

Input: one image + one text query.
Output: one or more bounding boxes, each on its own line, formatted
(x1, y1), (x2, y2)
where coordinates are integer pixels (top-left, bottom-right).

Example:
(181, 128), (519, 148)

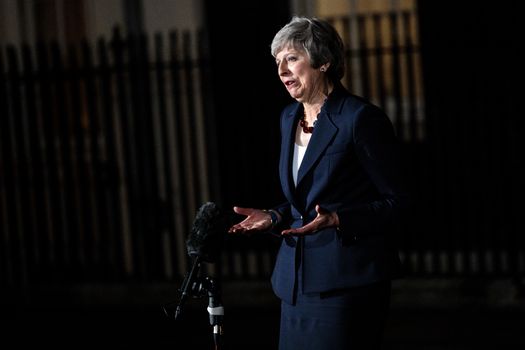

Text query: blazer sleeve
(336, 105), (411, 238)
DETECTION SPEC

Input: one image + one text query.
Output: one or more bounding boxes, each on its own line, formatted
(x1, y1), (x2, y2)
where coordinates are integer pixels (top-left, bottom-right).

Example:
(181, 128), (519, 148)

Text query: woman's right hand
(228, 206), (273, 234)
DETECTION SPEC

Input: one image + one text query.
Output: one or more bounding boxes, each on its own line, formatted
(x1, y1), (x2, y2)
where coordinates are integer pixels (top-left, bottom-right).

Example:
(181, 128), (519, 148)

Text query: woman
(228, 16), (410, 349)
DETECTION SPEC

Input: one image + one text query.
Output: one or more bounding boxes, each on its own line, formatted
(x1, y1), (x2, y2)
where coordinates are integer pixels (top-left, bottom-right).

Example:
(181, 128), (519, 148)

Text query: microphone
(186, 201), (227, 263)
(170, 202), (228, 320)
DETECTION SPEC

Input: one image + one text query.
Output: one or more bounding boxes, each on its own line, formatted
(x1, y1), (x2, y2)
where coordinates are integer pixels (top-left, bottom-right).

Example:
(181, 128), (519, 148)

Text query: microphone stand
(162, 263), (225, 350)
(175, 257), (202, 320)
(202, 276), (224, 350)
(162, 256), (202, 320)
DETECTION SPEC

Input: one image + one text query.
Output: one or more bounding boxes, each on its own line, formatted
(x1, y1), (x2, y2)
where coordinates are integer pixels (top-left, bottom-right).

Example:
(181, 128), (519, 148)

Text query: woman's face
(275, 46), (324, 103)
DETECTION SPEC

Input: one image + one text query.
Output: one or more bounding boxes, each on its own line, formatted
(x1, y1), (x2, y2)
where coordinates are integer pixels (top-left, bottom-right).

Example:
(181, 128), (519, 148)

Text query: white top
(292, 143), (307, 186)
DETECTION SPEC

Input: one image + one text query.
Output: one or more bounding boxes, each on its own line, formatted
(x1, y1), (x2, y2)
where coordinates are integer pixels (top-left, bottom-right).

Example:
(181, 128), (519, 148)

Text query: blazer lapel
(296, 111), (338, 185)
(279, 106), (301, 204)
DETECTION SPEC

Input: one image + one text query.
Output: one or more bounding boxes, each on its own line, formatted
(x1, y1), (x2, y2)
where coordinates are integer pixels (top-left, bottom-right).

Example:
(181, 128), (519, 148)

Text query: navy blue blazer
(270, 83), (409, 304)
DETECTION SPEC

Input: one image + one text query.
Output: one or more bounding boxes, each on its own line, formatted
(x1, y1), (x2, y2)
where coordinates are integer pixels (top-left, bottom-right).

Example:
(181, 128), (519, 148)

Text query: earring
(320, 67), (326, 72)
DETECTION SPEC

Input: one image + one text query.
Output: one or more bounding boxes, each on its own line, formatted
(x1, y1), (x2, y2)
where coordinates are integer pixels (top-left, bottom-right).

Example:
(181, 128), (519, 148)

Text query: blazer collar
(296, 106), (338, 186)
(280, 83), (346, 200)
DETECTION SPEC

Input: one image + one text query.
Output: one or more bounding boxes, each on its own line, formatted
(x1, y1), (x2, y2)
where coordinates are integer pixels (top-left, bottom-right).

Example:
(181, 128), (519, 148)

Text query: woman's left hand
(281, 204), (339, 236)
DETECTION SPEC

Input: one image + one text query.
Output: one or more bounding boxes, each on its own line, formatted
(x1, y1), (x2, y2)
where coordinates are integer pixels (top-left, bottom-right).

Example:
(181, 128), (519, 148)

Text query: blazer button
(300, 215), (303, 220)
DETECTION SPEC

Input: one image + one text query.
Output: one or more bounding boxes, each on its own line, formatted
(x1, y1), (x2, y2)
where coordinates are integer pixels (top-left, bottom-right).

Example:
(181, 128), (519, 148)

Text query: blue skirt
(279, 281), (391, 350)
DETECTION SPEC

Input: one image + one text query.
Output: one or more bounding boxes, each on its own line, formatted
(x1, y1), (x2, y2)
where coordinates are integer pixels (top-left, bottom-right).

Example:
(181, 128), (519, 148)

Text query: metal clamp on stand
(203, 276), (224, 350)
(162, 269), (225, 350)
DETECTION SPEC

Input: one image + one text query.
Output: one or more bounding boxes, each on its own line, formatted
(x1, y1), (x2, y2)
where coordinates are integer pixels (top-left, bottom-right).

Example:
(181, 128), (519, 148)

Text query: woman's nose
(278, 61), (288, 75)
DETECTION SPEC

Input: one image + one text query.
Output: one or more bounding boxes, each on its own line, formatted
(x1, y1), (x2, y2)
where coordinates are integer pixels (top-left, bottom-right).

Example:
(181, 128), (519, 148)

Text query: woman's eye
(287, 56), (297, 62)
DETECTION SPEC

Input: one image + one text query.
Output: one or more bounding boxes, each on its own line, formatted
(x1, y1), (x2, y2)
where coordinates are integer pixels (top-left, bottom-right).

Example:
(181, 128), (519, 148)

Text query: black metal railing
(1, 12), (523, 292)
(0, 28), (219, 288)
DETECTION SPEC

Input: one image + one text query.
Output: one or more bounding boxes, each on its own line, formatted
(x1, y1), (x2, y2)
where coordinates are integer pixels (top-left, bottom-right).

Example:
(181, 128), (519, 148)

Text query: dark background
(203, 0), (291, 209)
(206, 0), (525, 230)
(2, 0), (525, 349)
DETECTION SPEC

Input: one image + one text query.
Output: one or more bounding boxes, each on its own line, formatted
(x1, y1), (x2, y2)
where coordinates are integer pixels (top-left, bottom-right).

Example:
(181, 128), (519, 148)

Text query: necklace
(301, 97), (326, 133)
(300, 112), (317, 133)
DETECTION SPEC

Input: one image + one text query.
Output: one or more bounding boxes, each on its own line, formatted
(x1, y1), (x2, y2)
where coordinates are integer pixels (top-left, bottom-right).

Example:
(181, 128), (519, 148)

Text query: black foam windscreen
(186, 202), (228, 263)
